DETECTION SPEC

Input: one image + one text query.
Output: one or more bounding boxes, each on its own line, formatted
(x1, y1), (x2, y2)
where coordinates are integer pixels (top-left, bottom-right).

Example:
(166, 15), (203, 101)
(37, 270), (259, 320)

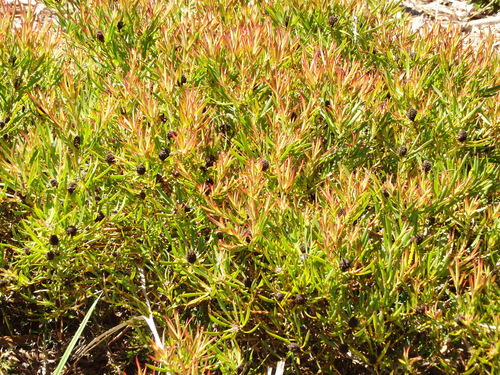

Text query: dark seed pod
(4, 116), (10, 124)
(399, 145), (408, 157)
(159, 148), (170, 161)
(294, 294), (306, 305)
(348, 316), (359, 328)
(14, 76), (22, 89)
(172, 169), (180, 178)
(186, 250), (197, 264)
(428, 216), (436, 226)
(407, 108), (417, 121)
(139, 191), (146, 200)
(328, 15), (338, 27)
(275, 292), (285, 302)
(167, 130), (177, 140)
(415, 305), (426, 315)
(205, 154), (217, 168)
(339, 258), (352, 272)
(243, 276), (253, 288)
(290, 111), (298, 121)
(49, 234), (59, 245)
(117, 20), (124, 31)
(285, 15), (290, 27)
(287, 343), (300, 353)
(67, 182), (77, 194)
(96, 30), (105, 42)
(300, 244), (306, 253)
(46, 251), (55, 260)
(413, 234), (424, 245)
(95, 211), (105, 222)
(422, 160), (432, 172)
(95, 195), (101, 203)
(242, 228), (252, 243)
(66, 226), (77, 237)
(382, 188), (389, 198)
(204, 178), (214, 195)
(339, 344), (348, 354)
(325, 100), (331, 108)
(159, 113), (167, 123)
(105, 153), (116, 164)
(73, 135), (81, 149)
(219, 123), (231, 135)
(49, 178), (58, 188)
(155, 173), (163, 183)
(179, 74), (187, 86)
(136, 164), (146, 175)
(457, 129), (467, 142)
(0, 121), (4, 129)
(261, 159), (270, 172)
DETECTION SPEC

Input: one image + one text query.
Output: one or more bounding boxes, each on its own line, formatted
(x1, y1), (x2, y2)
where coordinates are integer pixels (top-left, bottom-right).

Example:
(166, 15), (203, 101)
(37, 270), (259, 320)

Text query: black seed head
(422, 160), (432, 172)
(300, 244), (306, 253)
(415, 305), (426, 315)
(348, 316), (359, 328)
(290, 111), (298, 121)
(167, 130), (177, 140)
(73, 135), (81, 149)
(4, 116), (10, 124)
(186, 250), (197, 264)
(428, 216), (436, 226)
(49, 178), (58, 188)
(205, 154), (217, 168)
(14, 76), (21, 89)
(457, 129), (467, 142)
(155, 173), (163, 183)
(339, 344), (348, 354)
(243, 276), (253, 288)
(407, 108), (418, 121)
(287, 343), (300, 353)
(49, 234), (59, 246)
(382, 187), (389, 198)
(105, 153), (116, 164)
(242, 228), (252, 243)
(0, 121), (4, 129)
(325, 100), (331, 108)
(183, 204), (191, 213)
(139, 191), (146, 200)
(294, 294), (306, 305)
(136, 164), (146, 175)
(46, 251), (55, 260)
(117, 20), (124, 31)
(339, 258), (352, 272)
(204, 178), (214, 195)
(172, 169), (180, 178)
(285, 15), (290, 27)
(179, 74), (187, 86)
(219, 123), (231, 135)
(95, 195), (101, 203)
(96, 30), (105, 42)
(413, 234), (424, 245)
(399, 145), (407, 157)
(95, 211), (105, 222)
(275, 292), (285, 302)
(328, 15), (338, 27)
(66, 226), (77, 237)
(261, 159), (270, 172)
(159, 148), (170, 161)
(67, 182), (77, 194)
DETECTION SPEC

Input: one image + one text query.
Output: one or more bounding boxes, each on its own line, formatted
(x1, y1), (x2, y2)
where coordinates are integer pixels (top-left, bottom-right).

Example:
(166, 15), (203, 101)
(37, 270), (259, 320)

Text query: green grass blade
(53, 291), (103, 375)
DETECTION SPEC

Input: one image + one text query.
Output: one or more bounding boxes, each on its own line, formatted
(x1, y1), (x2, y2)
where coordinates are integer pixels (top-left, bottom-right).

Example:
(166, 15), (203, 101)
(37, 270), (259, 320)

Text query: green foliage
(1, 0), (500, 373)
